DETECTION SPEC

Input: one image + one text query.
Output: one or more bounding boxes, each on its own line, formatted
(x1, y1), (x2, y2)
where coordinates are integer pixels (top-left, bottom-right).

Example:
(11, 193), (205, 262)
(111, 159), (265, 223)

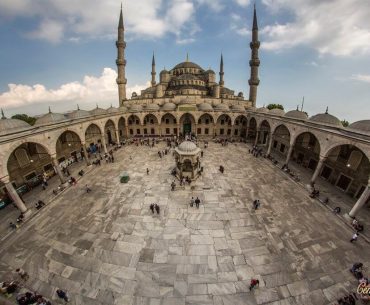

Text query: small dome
(0, 114), (31, 136)
(349, 120), (370, 132)
(178, 141), (197, 152)
(269, 108), (285, 116)
(107, 106), (119, 113)
(238, 92), (244, 97)
(205, 69), (215, 74)
(35, 110), (67, 126)
(68, 107), (90, 119)
(145, 104), (160, 112)
(256, 107), (269, 113)
(309, 111), (342, 127)
(198, 103), (213, 111)
(119, 105), (128, 112)
(160, 69), (169, 75)
(230, 104), (245, 112)
(162, 102), (177, 111)
(90, 106), (107, 116)
(214, 103), (229, 111)
(129, 104), (143, 112)
(285, 110), (308, 120)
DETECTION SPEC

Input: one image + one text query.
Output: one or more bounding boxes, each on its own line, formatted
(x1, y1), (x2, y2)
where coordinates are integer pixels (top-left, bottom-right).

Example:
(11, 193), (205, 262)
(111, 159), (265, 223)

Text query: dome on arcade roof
(348, 120), (370, 133)
(90, 105), (107, 115)
(161, 102), (177, 111)
(178, 141), (197, 152)
(309, 108), (343, 127)
(269, 108), (285, 116)
(214, 103), (229, 111)
(68, 105), (90, 119)
(35, 107), (68, 126)
(174, 61), (202, 70)
(107, 105), (119, 113)
(246, 106), (257, 112)
(230, 104), (245, 112)
(129, 104), (143, 112)
(119, 105), (128, 112)
(256, 107), (269, 113)
(0, 110), (32, 136)
(285, 109), (308, 120)
(198, 103), (213, 111)
(145, 103), (160, 111)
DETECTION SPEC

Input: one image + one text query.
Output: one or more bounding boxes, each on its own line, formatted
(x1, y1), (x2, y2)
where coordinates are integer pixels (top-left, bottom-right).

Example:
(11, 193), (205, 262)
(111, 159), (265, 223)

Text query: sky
(0, 0), (369, 123)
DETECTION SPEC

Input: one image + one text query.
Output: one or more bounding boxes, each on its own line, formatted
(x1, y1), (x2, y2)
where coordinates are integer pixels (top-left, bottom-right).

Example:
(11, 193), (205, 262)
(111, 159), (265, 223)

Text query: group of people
(180, 176), (191, 186)
(250, 145), (263, 157)
(335, 292), (358, 305)
(189, 197), (201, 208)
(35, 200), (45, 210)
(351, 218), (364, 232)
(253, 199), (261, 210)
(158, 149), (169, 158)
(149, 203), (160, 214)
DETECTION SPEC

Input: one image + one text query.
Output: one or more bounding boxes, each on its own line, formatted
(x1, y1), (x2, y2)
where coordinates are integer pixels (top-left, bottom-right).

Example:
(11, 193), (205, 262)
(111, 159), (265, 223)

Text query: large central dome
(173, 61), (203, 70)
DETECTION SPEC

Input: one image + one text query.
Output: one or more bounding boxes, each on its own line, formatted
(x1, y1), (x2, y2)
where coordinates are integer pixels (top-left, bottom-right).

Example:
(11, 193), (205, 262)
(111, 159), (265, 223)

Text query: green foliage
(11, 114), (36, 126)
(266, 103), (284, 110)
(341, 119), (349, 127)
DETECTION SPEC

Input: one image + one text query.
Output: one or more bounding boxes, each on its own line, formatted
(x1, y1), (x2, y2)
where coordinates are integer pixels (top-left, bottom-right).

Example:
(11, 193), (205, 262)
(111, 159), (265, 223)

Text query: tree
(341, 119), (349, 127)
(266, 103), (284, 110)
(11, 114), (37, 126)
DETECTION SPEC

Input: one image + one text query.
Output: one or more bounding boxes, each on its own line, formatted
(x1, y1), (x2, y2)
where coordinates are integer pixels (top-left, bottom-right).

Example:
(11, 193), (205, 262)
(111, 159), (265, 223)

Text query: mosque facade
(0, 6), (369, 219)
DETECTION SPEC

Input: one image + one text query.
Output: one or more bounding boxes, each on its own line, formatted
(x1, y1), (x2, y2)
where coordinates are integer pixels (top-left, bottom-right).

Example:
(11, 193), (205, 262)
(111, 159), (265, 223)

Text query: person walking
(147, 168), (149, 175)
(350, 232), (358, 243)
(56, 289), (69, 302)
(85, 184), (91, 193)
(16, 268), (29, 281)
(195, 197), (200, 208)
(190, 197), (195, 207)
(150, 203), (155, 214)
(155, 204), (160, 214)
(249, 279), (259, 291)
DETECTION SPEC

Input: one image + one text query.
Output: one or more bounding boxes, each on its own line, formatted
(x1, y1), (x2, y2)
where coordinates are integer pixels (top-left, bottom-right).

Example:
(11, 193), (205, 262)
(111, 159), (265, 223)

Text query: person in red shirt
(249, 279), (260, 291)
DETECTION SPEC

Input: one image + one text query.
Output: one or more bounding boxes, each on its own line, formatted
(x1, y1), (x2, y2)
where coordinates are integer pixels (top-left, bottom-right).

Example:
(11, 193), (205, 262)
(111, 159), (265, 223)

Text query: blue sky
(0, 0), (369, 122)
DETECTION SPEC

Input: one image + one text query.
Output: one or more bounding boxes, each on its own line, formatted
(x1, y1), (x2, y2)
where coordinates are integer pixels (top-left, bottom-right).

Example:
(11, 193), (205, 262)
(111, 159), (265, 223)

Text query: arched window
(15, 148), (30, 167)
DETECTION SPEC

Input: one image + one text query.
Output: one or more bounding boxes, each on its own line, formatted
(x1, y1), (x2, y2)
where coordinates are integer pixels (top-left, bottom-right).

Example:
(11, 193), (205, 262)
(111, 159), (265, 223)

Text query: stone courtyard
(0, 142), (369, 305)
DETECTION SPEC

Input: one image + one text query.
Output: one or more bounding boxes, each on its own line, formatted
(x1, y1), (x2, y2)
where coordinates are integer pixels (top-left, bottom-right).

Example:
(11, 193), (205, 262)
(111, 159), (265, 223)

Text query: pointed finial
(1, 108), (5, 119)
(186, 52), (189, 62)
(118, 3), (124, 29)
(77, 104), (80, 110)
(48, 106), (51, 113)
(253, 2), (258, 30)
(152, 52), (155, 66)
(111, 103), (112, 108)
(325, 106), (328, 114)
(96, 103), (99, 109)
(296, 105), (299, 111)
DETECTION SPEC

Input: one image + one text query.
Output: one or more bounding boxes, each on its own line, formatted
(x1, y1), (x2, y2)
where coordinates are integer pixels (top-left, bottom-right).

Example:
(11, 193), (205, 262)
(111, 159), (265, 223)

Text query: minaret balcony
(116, 77), (127, 85)
(116, 59), (127, 65)
(249, 41), (260, 49)
(248, 79), (260, 86)
(116, 41), (127, 48)
(249, 59), (260, 67)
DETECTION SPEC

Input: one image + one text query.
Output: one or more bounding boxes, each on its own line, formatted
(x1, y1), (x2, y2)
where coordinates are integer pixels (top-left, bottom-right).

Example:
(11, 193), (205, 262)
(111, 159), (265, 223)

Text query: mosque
(0, 6), (369, 220)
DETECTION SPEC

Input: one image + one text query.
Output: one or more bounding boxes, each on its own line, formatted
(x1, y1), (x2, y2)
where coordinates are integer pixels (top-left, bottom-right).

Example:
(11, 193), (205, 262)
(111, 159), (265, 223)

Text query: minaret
(219, 53), (224, 87)
(116, 4), (127, 106)
(151, 52), (156, 87)
(248, 4), (260, 107)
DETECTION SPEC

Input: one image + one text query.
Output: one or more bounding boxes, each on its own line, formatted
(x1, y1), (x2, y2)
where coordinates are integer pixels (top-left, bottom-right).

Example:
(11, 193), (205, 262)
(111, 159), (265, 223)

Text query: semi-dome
(0, 111), (31, 136)
(230, 104), (245, 112)
(129, 104), (143, 112)
(309, 109), (342, 127)
(35, 109), (67, 126)
(214, 103), (229, 111)
(269, 108), (285, 116)
(68, 106), (90, 119)
(107, 105), (119, 113)
(256, 107), (269, 113)
(285, 110), (308, 120)
(145, 103), (160, 111)
(174, 61), (202, 70)
(160, 69), (169, 74)
(178, 141), (197, 152)
(91, 106), (107, 116)
(198, 103), (213, 111)
(162, 102), (177, 111)
(349, 120), (370, 133)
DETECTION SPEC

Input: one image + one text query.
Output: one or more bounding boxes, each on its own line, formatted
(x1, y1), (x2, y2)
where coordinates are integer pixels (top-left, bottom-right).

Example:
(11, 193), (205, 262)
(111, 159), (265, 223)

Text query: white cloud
(230, 13), (251, 37)
(261, 0), (370, 56)
(0, 68), (147, 110)
(196, 0), (224, 12)
(234, 0), (251, 7)
(351, 74), (370, 83)
(0, 0), (200, 43)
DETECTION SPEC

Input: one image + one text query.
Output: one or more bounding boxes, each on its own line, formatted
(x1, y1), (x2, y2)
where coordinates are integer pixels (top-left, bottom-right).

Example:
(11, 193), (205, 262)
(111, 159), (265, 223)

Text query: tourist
(155, 204), (160, 214)
(56, 289), (69, 302)
(219, 165), (224, 173)
(249, 278), (259, 291)
(190, 197), (194, 207)
(253, 199), (260, 210)
(171, 181), (176, 191)
(350, 232), (358, 243)
(85, 184), (91, 193)
(147, 168), (149, 175)
(150, 203), (154, 214)
(16, 268), (29, 281)
(195, 197), (200, 208)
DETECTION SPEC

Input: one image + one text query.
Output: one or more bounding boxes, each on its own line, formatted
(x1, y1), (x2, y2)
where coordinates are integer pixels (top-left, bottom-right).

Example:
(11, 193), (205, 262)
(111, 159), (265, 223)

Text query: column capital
(1, 176), (10, 184)
(319, 155), (328, 161)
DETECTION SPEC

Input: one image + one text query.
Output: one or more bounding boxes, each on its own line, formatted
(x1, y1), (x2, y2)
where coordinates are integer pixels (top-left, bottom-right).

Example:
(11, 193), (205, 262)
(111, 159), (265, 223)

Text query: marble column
(310, 155), (327, 184)
(101, 137), (108, 154)
(254, 130), (260, 145)
(82, 145), (91, 166)
(52, 157), (66, 184)
(5, 181), (27, 213)
(177, 124), (180, 137)
(285, 145), (294, 166)
(245, 125), (249, 141)
(115, 129), (120, 144)
(349, 184), (370, 218)
(267, 135), (273, 155)
(194, 124), (198, 137)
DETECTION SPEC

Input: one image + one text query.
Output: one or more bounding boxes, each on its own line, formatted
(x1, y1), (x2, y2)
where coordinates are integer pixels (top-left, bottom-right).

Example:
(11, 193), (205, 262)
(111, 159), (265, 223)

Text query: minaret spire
(151, 52), (156, 87)
(219, 53), (224, 87)
(1, 109), (5, 119)
(48, 106), (51, 113)
(248, 3), (260, 107)
(116, 3), (127, 106)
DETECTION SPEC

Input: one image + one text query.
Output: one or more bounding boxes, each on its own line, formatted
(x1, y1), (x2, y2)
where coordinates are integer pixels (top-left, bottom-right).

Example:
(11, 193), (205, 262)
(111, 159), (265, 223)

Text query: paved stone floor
(0, 142), (369, 305)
